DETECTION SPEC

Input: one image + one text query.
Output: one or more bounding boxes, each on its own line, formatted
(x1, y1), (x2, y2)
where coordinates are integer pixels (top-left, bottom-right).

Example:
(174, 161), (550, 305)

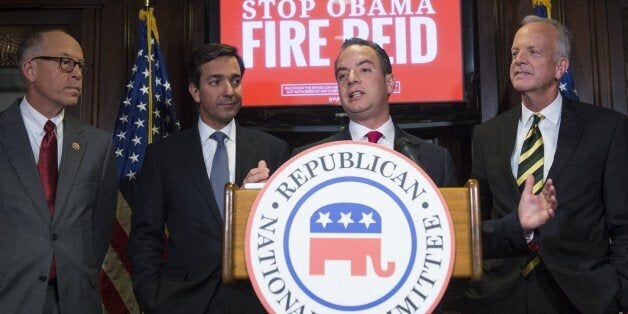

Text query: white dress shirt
(511, 93), (562, 180)
(348, 117), (395, 149)
(199, 119), (236, 183)
(20, 98), (64, 167)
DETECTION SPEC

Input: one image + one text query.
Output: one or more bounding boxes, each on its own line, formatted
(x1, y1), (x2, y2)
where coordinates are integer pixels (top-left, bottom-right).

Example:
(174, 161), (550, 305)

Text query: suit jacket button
(52, 234), (59, 241)
(39, 275), (47, 282)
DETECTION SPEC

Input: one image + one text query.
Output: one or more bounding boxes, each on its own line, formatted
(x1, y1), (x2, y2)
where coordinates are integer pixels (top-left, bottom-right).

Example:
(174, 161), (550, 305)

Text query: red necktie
(38, 120), (57, 280)
(365, 130), (383, 143)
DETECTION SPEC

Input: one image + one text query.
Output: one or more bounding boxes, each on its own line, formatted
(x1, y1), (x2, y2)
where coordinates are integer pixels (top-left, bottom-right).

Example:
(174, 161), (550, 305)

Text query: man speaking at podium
(294, 37), (458, 188)
(464, 16), (628, 313)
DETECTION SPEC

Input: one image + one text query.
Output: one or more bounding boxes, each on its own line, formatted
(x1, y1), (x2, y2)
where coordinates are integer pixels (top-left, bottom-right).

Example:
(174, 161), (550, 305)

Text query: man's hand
(243, 160), (270, 184)
(518, 176), (557, 233)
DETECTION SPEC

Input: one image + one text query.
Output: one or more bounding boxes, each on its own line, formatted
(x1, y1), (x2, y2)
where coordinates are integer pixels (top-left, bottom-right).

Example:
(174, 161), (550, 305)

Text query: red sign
(220, 0), (463, 106)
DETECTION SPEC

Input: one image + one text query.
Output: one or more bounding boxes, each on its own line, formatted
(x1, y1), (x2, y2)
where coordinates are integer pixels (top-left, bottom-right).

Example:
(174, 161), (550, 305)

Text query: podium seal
(246, 141), (454, 313)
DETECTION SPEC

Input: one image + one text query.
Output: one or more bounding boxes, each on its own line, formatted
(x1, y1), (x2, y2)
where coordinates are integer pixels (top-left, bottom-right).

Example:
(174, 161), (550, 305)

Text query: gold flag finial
(532, 0), (552, 19)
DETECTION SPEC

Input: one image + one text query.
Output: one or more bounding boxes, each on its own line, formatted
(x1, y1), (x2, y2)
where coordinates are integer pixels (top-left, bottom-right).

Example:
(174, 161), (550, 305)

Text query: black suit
(465, 99), (628, 313)
(129, 123), (290, 313)
(294, 124), (458, 187)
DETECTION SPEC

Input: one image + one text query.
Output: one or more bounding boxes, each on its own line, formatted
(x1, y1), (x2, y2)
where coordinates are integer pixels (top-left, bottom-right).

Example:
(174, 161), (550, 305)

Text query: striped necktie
(517, 114), (545, 278)
(516, 114), (544, 194)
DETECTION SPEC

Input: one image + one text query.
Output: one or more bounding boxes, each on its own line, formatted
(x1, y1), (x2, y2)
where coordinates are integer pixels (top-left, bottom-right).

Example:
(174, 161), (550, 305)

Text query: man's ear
(385, 73), (395, 94)
(22, 60), (36, 82)
(188, 83), (200, 103)
(555, 57), (569, 81)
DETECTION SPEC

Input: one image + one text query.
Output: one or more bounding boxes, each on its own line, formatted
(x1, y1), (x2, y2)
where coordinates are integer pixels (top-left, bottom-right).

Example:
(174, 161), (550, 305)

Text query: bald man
(0, 29), (117, 313)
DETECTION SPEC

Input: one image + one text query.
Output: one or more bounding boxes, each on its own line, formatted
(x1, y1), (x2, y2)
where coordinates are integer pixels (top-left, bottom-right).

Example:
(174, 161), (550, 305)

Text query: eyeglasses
(30, 56), (93, 73)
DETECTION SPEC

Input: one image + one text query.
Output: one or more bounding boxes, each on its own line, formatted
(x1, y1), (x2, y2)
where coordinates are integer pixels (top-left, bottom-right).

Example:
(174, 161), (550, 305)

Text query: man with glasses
(30, 56), (92, 73)
(0, 29), (117, 313)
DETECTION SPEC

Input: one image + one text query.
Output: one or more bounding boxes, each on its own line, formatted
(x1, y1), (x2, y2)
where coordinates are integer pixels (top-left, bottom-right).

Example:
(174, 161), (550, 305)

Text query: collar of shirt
(20, 98), (65, 135)
(520, 93), (562, 128)
(20, 98), (64, 165)
(513, 93), (562, 179)
(198, 118), (236, 182)
(348, 117), (395, 149)
(198, 118), (236, 145)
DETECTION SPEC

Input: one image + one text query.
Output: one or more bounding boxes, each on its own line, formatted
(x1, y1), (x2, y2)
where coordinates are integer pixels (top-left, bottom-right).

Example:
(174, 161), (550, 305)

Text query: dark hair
(334, 37), (392, 75)
(188, 43), (245, 87)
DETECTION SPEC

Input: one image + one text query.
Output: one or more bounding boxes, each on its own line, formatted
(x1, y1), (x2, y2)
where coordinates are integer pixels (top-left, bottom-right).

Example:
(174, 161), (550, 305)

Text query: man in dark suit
(464, 15), (628, 313)
(129, 43), (290, 313)
(294, 38), (457, 187)
(0, 29), (118, 313)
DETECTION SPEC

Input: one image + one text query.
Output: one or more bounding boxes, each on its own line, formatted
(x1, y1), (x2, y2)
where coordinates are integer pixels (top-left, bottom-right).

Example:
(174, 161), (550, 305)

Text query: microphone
(394, 137), (421, 166)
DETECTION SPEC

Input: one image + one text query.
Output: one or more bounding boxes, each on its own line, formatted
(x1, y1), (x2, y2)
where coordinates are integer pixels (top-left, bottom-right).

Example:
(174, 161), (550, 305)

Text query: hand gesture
(518, 176), (557, 233)
(243, 160), (270, 184)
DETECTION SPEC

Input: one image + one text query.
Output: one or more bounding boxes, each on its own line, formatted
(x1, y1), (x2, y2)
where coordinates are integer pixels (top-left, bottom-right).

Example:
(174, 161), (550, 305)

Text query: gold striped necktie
(517, 113), (545, 194)
(517, 113), (544, 278)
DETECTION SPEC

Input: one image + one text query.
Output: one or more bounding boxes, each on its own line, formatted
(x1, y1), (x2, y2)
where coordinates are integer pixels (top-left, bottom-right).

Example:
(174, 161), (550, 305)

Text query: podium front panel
(222, 180), (482, 283)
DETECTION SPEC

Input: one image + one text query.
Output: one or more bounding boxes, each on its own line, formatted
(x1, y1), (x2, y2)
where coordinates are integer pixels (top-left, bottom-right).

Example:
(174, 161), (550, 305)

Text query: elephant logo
(309, 203), (395, 277)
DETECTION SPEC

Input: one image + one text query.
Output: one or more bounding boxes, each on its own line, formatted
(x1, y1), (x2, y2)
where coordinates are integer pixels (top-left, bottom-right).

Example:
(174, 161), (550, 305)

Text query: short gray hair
(17, 29), (71, 82)
(521, 15), (571, 60)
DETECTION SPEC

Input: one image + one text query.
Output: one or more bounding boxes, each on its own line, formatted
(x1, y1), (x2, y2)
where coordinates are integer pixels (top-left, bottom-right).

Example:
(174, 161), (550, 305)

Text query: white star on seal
(315, 212), (333, 228)
(338, 212), (354, 228)
(359, 212), (376, 229)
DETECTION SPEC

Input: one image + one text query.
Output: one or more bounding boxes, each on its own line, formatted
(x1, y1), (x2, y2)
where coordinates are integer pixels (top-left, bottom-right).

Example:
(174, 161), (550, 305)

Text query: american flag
(100, 7), (179, 313)
(532, 0), (579, 101)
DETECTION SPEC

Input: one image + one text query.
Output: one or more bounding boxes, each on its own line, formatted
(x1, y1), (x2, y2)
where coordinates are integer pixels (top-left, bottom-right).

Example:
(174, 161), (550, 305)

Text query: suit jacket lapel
(179, 128), (223, 225)
(393, 125), (424, 166)
(235, 124), (258, 185)
(548, 99), (584, 181)
(54, 116), (86, 221)
(335, 127), (352, 141)
(0, 100), (50, 221)
(499, 108), (520, 193)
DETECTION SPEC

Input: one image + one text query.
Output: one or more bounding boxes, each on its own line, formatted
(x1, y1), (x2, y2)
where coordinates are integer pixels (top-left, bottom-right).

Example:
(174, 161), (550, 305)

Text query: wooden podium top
(222, 179), (482, 283)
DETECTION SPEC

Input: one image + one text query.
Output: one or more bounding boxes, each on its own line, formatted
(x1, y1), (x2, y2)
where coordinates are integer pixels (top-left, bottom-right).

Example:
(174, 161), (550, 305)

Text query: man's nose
(348, 70), (360, 85)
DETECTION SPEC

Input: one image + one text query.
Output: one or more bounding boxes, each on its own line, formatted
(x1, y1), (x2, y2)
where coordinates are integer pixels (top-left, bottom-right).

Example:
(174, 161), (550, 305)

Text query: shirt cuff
(524, 230), (539, 251)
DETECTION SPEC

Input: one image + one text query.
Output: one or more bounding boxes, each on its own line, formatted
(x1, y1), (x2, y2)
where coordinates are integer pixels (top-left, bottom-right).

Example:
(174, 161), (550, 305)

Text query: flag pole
(144, 6), (154, 144)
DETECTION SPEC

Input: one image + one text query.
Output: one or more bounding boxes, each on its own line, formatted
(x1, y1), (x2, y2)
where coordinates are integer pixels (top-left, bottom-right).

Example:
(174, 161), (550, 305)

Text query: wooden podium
(222, 179), (483, 283)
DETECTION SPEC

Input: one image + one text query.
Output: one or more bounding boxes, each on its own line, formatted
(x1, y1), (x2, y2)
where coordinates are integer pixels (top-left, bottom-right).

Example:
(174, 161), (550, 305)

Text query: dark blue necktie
(210, 131), (229, 217)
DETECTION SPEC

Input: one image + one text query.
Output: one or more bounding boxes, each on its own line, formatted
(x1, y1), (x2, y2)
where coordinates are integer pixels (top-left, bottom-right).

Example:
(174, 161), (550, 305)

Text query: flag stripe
(116, 191), (133, 235)
(110, 221), (133, 273)
(99, 271), (128, 314)
(102, 246), (140, 313)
